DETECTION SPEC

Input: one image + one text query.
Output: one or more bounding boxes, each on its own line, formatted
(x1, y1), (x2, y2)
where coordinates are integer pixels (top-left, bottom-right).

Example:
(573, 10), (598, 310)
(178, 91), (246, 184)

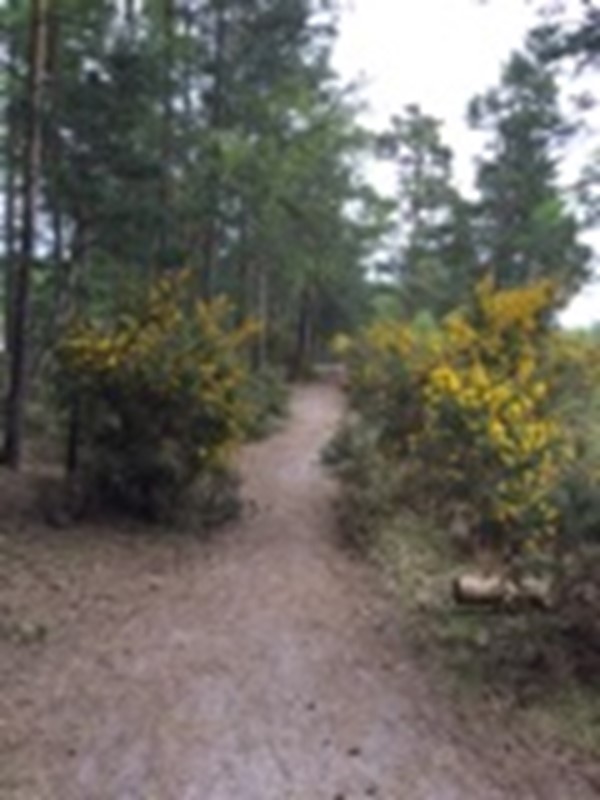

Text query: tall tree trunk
(32, 0), (64, 377)
(125, 0), (136, 29)
(182, 5), (194, 122)
(202, 0), (227, 299)
(235, 212), (250, 323)
(65, 392), (81, 476)
(3, 0), (20, 359)
(254, 267), (269, 370)
(62, 215), (91, 477)
(291, 285), (313, 379)
(4, 0), (49, 468)
(158, 0), (175, 271)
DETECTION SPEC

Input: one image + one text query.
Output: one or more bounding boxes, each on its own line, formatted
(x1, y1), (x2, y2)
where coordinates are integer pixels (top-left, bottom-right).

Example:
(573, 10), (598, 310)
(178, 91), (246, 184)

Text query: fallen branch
(453, 572), (552, 610)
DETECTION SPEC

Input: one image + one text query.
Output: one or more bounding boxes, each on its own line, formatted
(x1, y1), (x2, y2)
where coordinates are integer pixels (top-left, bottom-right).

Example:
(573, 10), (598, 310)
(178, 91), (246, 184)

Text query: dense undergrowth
(328, 278), (600, 754)
(241, 365), (290, 441)
(55, 270), (288, 524)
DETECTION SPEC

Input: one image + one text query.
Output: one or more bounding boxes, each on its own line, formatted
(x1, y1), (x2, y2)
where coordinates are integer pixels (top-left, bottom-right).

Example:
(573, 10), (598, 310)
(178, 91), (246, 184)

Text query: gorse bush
(240, 366), (290, 440)
(57, 271), (258, 520)
(336, 278), (580, 557)
(333, 284), (600, 741)
(551, 331), (600, 547)
(421, 279), (570, 555)
(323, 419), (403, 549)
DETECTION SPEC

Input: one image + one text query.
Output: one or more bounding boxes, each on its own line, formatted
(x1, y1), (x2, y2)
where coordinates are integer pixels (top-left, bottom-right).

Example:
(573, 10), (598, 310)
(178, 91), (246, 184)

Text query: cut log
(453, 573), (552, 609)
(453, 573), (507, 606)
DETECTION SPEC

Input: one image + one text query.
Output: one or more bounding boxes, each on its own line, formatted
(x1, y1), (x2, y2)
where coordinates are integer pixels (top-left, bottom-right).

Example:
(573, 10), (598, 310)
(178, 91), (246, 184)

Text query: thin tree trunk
(235, 211), (250, 321)
(4, 0), (49, 468)
(182, 6), (194, 122)
(256, 267), (269, 370)
(66, 394), (81, 476)
(3, 0), (20, 359)
(31, 0), (64, 378)
(62, 216), (91, 477)
(181, 5), (198, 271)
(202, 0), (227, 299)
(291, 285), (313, 379)
(158, 0), (175, 270)
(125, 0), (136, 29)
(47, 0), (64, 300)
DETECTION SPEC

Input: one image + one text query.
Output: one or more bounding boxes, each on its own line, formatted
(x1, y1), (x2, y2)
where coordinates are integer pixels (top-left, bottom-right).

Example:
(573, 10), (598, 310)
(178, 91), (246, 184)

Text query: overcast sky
(332, 0), (600, 328)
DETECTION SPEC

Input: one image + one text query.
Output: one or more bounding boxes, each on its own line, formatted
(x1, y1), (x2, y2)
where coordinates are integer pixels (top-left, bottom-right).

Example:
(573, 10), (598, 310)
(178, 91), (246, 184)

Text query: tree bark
(125, 0), (136, 29)
(158, 0), (175, 271)
(254, 267), (269, 370)
(4, 0), (49, 468)
(202, 0), (228, 299)
(34, 0), (64, 375)
(291, 285), (313, 378)
(3, 0), (20, 359)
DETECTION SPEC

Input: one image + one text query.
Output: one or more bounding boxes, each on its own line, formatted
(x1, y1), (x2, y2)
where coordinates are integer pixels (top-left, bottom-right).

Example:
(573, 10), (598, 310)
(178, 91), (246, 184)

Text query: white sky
(332, 0), (600, 328)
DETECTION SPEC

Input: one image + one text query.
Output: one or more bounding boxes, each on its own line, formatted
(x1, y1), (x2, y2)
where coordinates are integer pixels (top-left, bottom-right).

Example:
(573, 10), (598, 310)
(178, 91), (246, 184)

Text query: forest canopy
(0, 0), (598, 470)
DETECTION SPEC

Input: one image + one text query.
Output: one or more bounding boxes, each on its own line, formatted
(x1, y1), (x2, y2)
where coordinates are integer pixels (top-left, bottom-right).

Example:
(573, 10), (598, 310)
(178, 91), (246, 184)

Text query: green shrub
(553, 334), (600, 546)
(325, 419), (408, 550)
(330, 306), (600, 753)
(336, 279), (571, 557)
(57, 271), (257, 521)
(241, 366), (289, 440)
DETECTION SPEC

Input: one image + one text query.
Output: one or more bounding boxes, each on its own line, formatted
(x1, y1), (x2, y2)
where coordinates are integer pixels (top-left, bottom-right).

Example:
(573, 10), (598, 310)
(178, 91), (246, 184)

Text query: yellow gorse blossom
(58, 270), (259, 479)
(337, 277), (577, 554)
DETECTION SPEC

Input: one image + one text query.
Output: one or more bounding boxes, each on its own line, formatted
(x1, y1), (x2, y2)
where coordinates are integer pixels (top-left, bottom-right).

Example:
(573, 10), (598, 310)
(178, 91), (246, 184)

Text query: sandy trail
(1, 384), (596, 799)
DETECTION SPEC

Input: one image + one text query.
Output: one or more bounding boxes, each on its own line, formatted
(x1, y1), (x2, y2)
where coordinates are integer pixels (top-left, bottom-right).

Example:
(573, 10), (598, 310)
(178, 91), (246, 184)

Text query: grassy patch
(241, 367), (290, 440)
(327, 417), (600, 759)
(377, 510), (600, 757)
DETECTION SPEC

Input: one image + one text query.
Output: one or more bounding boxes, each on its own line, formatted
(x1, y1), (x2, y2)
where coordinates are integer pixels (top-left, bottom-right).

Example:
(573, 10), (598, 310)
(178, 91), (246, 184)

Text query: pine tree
(377, 105), (477, 318)
(4, 0), (50, 467)
(0, 0), (381, 463)
(469, 43), (591, 297)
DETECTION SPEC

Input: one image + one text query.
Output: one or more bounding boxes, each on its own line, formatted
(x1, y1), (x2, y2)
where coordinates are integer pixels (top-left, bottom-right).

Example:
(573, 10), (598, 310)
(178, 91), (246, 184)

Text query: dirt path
(1, 384), (597, 799)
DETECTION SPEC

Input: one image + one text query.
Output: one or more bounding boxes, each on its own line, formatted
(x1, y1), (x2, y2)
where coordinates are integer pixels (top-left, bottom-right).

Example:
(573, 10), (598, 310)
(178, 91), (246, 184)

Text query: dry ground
(1, 384), (598, 799)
